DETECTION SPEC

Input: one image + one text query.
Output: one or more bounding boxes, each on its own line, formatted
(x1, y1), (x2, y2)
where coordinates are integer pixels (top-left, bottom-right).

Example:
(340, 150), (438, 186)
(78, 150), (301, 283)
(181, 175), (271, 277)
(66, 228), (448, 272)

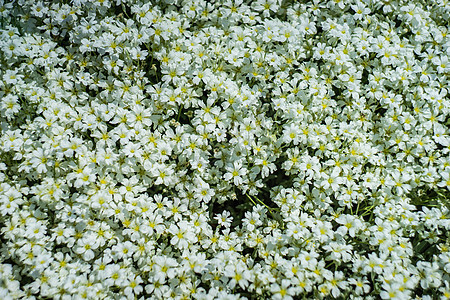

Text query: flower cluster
(1, 0), (450, 299)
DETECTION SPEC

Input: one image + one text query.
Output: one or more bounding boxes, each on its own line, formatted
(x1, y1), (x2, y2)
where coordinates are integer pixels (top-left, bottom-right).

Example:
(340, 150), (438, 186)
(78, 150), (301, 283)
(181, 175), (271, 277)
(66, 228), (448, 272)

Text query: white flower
(1, 94), (20, 118)
(224, 261), (252, 290)
(168, 221), (196, 249)
(242, 210), (263, 232)
(324, 241), (353, 262)
(123, 275), (144, 298)
(270, 279), (296, 300)
(165, 197), (187, 221)
(348, 276), (371, 295)
(105, 264), (127, 287)
(152, 255), (178, 282)
(224, 161), (248, 186)
(335, 214), (363, 237)
(194, 180), (215, 203)
(75, 235), (100, 261)
(320, 168), (343, 192)
(29, 148), (52, 174)
(151, 163), (176, 186)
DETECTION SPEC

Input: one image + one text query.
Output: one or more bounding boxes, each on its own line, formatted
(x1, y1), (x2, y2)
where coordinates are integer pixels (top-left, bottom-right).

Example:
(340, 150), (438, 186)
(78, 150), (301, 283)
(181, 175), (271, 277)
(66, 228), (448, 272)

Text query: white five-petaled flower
(224, 161), (248, 186)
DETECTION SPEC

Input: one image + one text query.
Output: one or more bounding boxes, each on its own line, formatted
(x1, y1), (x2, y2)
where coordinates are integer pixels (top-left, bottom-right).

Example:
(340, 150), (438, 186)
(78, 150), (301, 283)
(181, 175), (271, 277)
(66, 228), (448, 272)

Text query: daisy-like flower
(29, 148), (53, 174)
(168, 221), (197, 249)
(152, 255), (178, 282)
(224, 161), (248, 186)
(224, 261), (252, 290)
(194, 179), (215, 203)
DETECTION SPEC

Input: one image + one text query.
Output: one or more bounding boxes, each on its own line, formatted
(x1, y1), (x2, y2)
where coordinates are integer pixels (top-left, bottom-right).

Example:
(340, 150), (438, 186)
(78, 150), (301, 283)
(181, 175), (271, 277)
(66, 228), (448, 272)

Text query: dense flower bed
(1, 0), (450, 299)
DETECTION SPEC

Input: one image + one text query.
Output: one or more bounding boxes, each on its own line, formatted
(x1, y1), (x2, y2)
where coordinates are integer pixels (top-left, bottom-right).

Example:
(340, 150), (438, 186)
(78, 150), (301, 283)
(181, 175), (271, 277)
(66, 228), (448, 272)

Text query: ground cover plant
(0, 0), (450, 299)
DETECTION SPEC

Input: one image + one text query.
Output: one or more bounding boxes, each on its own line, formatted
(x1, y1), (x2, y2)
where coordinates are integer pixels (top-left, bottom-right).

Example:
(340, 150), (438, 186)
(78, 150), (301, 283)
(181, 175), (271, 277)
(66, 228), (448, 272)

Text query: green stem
(253, 194), (273, 212)
(176, 105), (183, 122)
(121, 4), (130, 19)
(246, 193), (258, 207)
(245, 193), (278, 221)
(355, 199), (361, 215)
